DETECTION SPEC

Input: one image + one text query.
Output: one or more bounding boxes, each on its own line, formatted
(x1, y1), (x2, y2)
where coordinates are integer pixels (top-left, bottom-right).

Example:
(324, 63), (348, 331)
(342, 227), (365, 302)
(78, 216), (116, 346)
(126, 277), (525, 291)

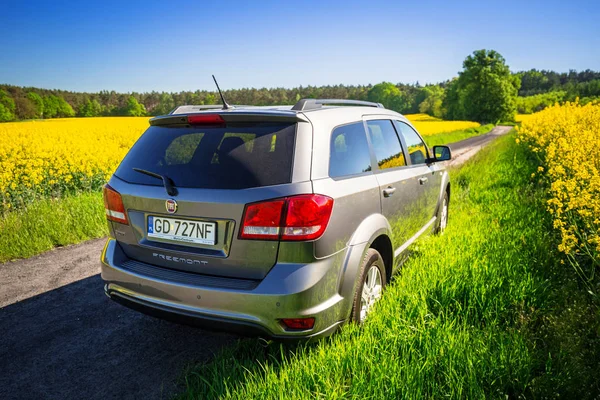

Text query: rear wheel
(351, 249), (387, 323)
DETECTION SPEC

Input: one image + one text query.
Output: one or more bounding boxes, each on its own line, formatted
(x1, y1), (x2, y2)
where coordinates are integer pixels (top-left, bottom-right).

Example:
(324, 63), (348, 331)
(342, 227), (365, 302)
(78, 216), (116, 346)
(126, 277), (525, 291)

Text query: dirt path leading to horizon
(0, 126), (512, 400)
(447, 125), (513, 167)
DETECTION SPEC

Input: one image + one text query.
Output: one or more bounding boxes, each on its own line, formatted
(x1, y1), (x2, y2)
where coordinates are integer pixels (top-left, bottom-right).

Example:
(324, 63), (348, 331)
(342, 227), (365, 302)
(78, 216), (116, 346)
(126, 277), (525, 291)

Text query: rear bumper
(100, 238), (349, 339)
(107, 288), (342, 339)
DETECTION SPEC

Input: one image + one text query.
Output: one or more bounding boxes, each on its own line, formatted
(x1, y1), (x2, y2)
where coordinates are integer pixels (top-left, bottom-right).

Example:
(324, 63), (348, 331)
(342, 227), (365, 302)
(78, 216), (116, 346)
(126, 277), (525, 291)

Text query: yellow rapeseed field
(517, 102), (600, 266)
(0, 117), (149, 212)
(515, 114), (535, 124)
(0, 114), (480, 213)
(405, 114), (480, 136)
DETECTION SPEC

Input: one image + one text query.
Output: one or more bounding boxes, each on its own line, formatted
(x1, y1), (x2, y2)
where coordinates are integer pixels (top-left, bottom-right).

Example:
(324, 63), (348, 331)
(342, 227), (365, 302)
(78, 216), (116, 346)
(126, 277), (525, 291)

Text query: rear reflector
(281, 318), (315, 330)
(102, 184), (128, 225)
(239, 194), (333, 241)
(187, 114), (225, 125)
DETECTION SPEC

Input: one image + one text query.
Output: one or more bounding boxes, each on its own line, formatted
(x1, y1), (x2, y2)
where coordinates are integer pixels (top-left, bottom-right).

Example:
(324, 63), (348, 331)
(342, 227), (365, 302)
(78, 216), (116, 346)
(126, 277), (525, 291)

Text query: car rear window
(115, 122), (296, 189)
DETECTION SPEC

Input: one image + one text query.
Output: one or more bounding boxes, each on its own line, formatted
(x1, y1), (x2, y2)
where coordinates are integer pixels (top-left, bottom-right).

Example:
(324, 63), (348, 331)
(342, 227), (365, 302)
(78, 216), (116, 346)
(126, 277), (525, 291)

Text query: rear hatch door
(108, 117), (310, 280)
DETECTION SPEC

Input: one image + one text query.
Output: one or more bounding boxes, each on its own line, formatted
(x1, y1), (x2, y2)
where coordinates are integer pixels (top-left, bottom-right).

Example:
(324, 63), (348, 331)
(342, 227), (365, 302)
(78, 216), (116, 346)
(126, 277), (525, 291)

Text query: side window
(366, 120), (406, 170)
(396, 121), (429, 165)
(329, 122), (372, 178)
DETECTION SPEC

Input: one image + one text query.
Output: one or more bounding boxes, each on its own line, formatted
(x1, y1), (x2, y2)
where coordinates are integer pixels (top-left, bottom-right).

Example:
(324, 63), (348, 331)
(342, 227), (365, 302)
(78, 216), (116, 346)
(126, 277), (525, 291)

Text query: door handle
(418, 177), (428, 185)
(383, 186), (396, 197)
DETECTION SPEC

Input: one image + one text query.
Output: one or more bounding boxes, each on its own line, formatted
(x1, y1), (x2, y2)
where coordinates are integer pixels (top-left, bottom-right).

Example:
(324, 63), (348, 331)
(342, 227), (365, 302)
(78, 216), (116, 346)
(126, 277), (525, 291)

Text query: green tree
(515, 91), (566, 114)
(56, 96), (75, 117)
(418, 85), (445, 118)
(43, 95), (60, 118)
(443, 50), (520, 123)
(14, 96), (37, 119)
(124, 96), (146, 116)
(91, 99), (103, 115)
(367, 82), (410, 113)
(442, 78), (463, 120)
(78, 98), (103, 117)
(152, 93), (175, 115)
(27, 92), (44, 118)
(204, 93), (217, 105)
(0, 90), (16, 121)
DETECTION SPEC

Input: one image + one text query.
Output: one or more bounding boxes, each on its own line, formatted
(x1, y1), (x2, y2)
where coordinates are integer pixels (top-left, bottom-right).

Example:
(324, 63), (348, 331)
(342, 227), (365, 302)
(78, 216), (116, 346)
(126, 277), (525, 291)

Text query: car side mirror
(431, 145), (451, 162)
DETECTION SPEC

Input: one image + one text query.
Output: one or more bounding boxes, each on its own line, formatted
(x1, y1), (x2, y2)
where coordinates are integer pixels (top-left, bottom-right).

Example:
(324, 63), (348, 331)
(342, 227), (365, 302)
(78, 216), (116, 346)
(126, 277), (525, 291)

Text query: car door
(394, 120), (442, 230)
(364, 118), (426, 253)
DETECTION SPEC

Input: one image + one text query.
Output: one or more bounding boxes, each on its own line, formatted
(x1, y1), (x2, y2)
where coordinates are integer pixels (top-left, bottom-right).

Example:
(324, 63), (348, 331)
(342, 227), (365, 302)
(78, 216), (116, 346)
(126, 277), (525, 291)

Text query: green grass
(0, 192), (107, 263)
(179, 133), (600, 399)
(424, 124), (494, 147)
(497, 121), (517, 127)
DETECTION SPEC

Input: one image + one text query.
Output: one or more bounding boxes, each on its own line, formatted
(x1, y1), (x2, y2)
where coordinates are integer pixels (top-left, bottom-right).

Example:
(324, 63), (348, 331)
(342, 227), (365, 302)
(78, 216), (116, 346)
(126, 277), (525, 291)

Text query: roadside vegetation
(517, 102), (600, 296)
(515, 113), (535, 124)
(0, 192), (106, 263)
(180, 133), (600, 399)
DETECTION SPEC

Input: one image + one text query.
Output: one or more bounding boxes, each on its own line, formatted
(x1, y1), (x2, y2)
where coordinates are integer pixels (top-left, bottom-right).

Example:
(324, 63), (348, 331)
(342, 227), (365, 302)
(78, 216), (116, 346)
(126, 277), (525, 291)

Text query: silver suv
(100, 99), (451, 339)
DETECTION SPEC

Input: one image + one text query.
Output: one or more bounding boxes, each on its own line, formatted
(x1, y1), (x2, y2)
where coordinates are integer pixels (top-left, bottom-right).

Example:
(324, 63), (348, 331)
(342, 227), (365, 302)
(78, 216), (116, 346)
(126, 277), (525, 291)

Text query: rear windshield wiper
(132, 168), (178, 196)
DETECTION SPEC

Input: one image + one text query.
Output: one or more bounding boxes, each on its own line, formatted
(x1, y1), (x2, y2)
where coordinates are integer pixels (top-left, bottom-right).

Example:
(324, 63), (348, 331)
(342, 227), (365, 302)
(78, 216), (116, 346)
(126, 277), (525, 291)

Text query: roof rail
(291, 98), (384, 111)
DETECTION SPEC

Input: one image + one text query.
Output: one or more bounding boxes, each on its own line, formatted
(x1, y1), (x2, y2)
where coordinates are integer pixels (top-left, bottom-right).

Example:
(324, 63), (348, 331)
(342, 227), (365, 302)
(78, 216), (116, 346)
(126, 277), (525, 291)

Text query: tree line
(1, 50), (599, 123)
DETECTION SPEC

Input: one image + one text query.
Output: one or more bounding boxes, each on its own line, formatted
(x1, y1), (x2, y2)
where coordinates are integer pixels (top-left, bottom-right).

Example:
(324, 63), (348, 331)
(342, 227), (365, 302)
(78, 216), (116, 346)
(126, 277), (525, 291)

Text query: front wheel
(350, 248), (387, 323)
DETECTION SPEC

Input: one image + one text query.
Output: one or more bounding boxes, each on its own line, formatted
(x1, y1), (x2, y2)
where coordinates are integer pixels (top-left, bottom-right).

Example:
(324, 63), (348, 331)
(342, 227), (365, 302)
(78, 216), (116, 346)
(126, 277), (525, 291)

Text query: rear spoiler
(150, 111), (309, 126)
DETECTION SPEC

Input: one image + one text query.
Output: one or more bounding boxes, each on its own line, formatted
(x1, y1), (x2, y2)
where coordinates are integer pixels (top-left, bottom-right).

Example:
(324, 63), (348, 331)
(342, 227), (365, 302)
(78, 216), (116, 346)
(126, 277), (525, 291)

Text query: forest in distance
(0, 67), (599, 122)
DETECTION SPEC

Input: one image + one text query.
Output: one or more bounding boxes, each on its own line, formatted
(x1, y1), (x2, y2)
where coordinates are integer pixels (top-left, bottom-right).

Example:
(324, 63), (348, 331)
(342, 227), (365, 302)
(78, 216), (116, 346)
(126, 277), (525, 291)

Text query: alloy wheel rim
(360, 265), (383, 322)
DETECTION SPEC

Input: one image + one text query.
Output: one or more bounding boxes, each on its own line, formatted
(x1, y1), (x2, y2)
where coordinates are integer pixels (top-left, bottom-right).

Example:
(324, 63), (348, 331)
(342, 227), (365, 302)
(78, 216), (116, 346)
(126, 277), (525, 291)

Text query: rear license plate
(147, 216), (216, 245)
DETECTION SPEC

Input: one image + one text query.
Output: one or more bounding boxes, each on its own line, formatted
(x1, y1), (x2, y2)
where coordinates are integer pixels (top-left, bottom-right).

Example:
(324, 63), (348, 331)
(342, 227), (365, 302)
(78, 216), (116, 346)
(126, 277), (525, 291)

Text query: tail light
(281, 318), (315, 330)
(239, 199), (285, 240)
(240, 194), (333, 241)
(102, 184), (128, 225)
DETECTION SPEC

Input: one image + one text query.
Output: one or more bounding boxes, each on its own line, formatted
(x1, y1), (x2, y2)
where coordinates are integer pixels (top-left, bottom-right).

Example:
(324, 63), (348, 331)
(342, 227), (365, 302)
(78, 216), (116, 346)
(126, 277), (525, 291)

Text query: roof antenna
(212, 75), (232, 110)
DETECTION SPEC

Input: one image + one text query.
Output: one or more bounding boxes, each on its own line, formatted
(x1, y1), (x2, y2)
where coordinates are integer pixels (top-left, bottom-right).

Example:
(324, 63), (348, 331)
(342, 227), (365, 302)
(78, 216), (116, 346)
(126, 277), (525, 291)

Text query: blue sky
(1, 0), (598, 93)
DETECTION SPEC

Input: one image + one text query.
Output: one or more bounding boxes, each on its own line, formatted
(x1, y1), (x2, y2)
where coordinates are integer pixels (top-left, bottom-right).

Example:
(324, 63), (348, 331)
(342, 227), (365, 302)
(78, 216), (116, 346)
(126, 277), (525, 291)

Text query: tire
(435, 191), (449, 235)
(350, 248), (387, 323)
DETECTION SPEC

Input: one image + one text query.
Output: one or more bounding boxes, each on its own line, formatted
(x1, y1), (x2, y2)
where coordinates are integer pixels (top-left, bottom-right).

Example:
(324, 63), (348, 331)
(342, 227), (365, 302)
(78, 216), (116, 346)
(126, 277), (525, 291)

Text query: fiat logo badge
(165, 199), (177, 214)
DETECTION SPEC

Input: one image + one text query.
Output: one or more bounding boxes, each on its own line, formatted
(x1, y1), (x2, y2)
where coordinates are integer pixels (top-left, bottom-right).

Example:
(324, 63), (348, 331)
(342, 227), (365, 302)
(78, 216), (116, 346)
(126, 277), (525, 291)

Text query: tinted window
(165, 133), (204, 165)
(115, 122), (296, 189)
(329, 122), (372, 178)
(396, 121), (429, 165)
(366, 120), (406, 170)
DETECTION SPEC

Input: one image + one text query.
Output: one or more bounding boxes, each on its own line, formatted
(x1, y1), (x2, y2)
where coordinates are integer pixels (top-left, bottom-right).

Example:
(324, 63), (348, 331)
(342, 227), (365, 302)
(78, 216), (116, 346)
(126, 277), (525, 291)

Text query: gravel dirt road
(447, 125), (513, 167)
(0, 242), (235, 400)
(0, 125), (512, 400)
